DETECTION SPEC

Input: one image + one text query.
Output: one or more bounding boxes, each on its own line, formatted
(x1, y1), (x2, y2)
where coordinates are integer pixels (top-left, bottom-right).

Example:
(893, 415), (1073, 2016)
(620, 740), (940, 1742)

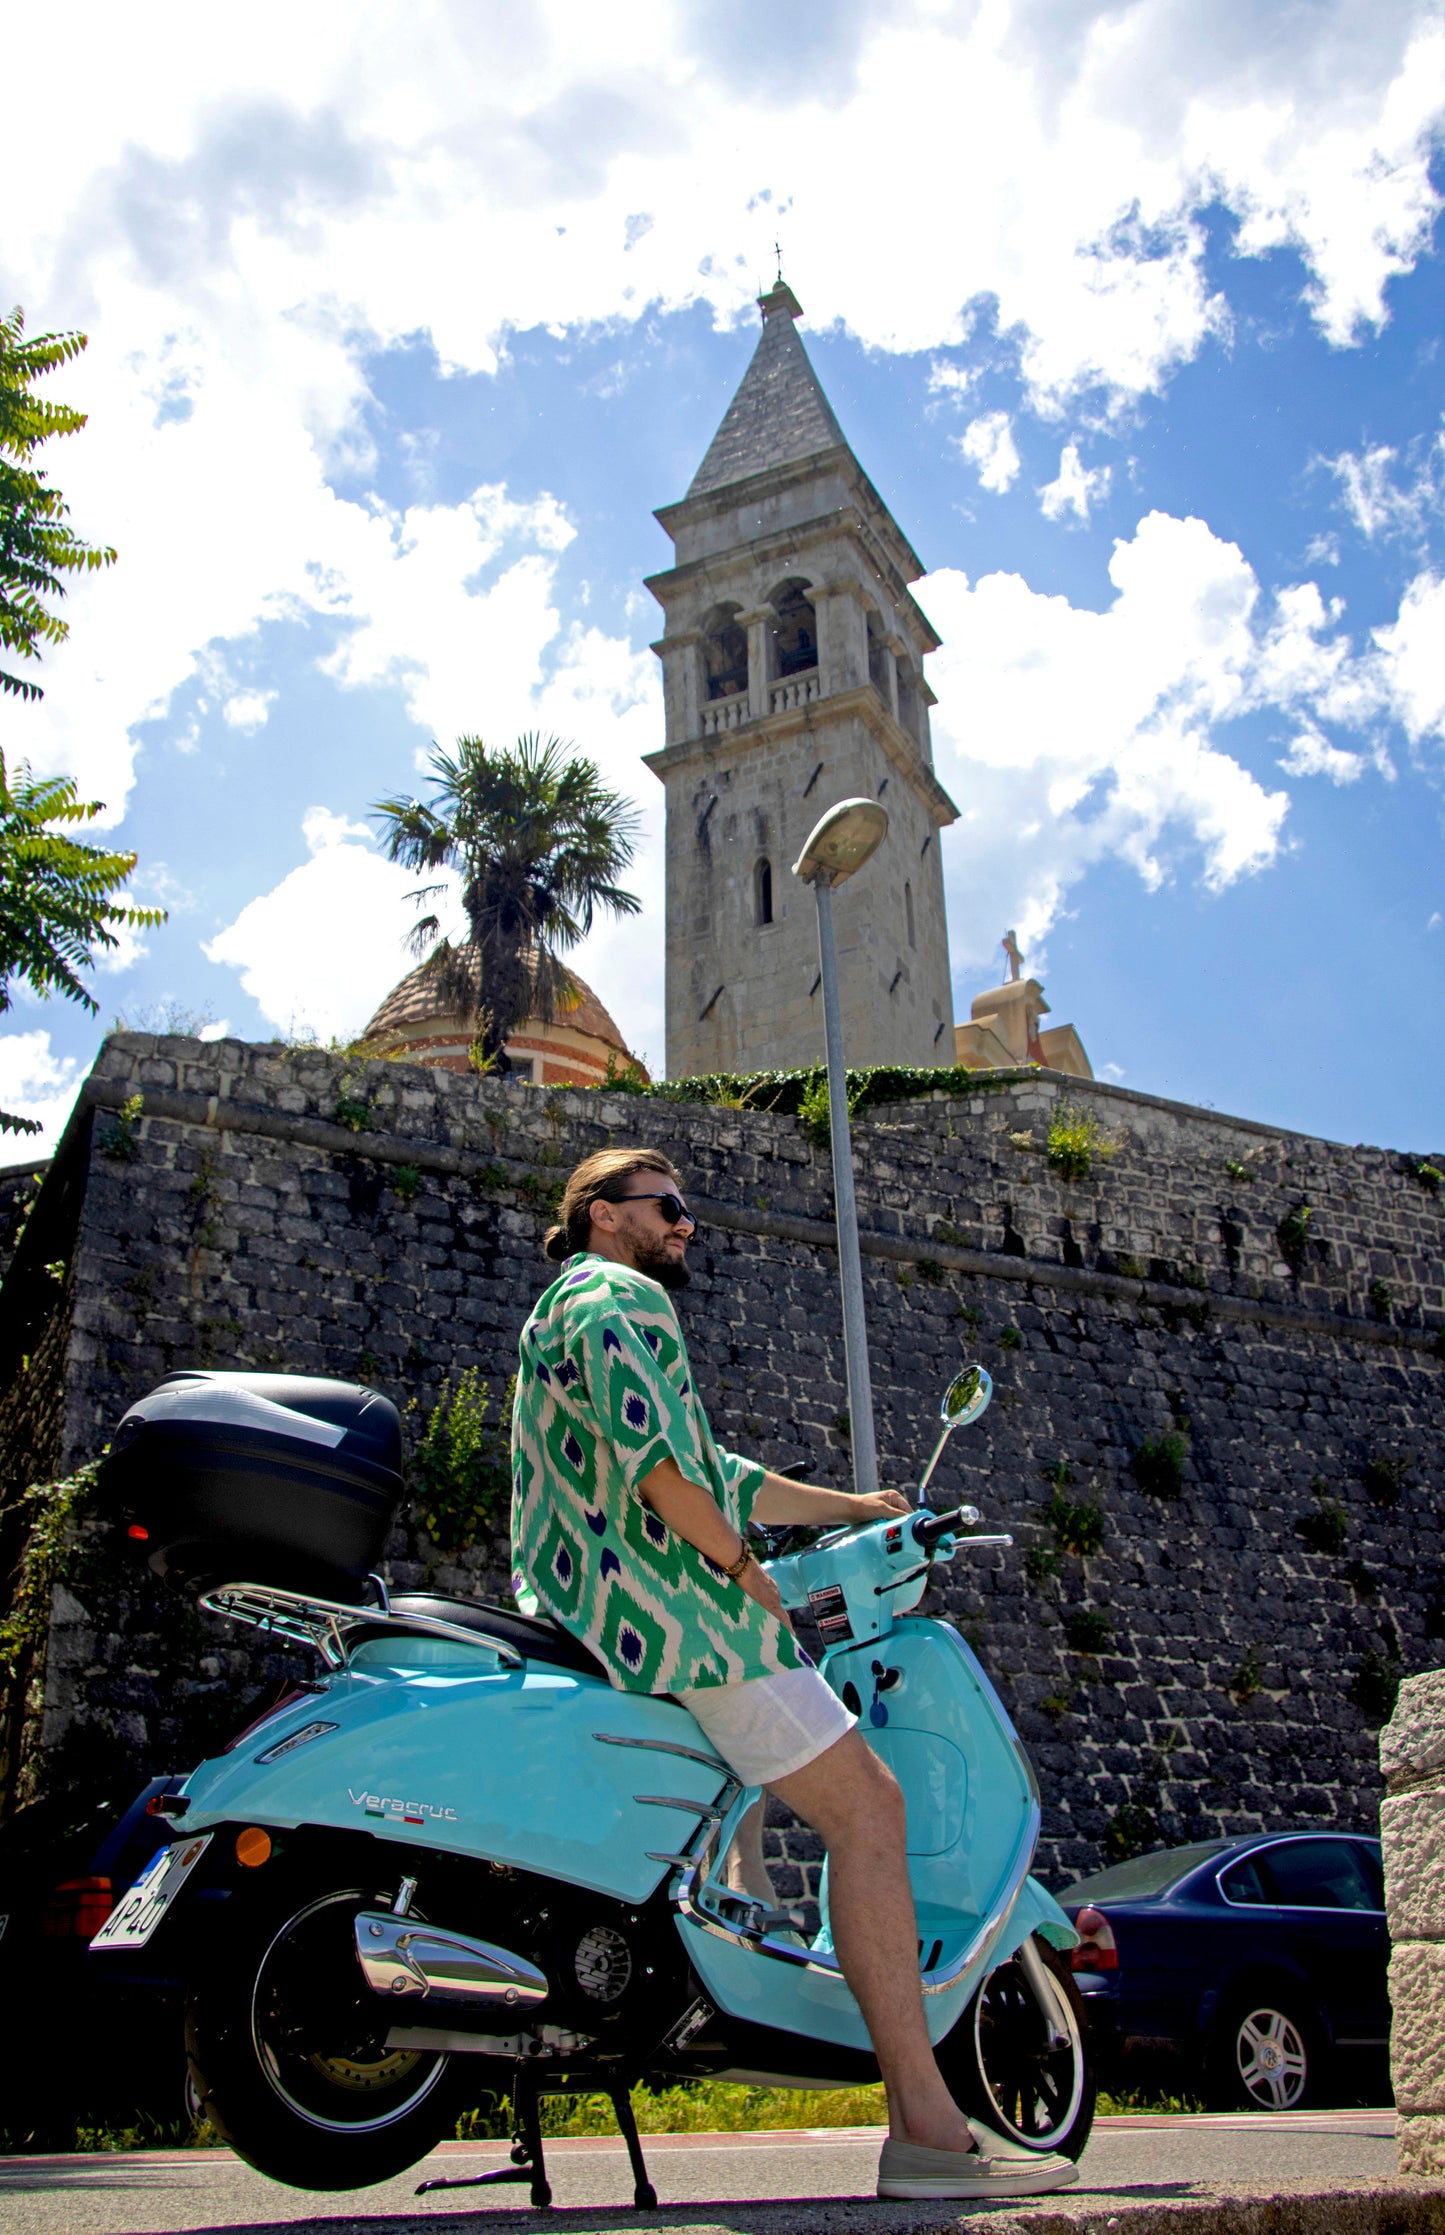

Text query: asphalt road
(0, 2110), (1401, 2235)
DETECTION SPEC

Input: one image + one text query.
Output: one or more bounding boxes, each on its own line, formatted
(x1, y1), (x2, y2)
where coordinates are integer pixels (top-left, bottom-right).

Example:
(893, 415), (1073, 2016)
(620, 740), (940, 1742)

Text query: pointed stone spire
(687, 283), (848, 498)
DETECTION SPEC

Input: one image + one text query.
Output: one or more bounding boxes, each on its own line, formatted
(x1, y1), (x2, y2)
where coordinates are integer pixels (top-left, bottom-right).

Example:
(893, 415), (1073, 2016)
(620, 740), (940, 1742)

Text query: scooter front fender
(993, 1873), (1080, 1962)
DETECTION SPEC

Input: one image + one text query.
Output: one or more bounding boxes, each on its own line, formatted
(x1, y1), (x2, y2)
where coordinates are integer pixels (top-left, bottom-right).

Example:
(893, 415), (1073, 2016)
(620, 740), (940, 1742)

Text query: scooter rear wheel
(186, 1878), (463, 2190)
(935, 1938), (1096, 2159)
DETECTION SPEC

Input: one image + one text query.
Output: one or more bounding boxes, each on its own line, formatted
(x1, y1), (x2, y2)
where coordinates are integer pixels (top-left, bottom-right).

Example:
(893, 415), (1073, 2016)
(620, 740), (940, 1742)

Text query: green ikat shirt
(510, 1253), (805, 1693)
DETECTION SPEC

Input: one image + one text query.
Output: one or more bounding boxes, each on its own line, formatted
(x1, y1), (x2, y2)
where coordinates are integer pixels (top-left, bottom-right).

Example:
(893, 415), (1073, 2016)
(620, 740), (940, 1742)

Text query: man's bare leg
(723, 1797), (775, 1903)
(770, 1730), (976, 2152)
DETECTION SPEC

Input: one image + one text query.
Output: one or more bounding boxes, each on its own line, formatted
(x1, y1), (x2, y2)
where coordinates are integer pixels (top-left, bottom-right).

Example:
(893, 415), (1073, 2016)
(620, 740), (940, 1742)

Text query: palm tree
(373, 734), (641, 1073)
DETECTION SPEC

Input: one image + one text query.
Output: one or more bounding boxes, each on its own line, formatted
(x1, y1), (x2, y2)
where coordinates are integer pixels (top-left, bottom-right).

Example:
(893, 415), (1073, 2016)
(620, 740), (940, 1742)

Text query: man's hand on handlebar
(752, 1474), (912, 1529)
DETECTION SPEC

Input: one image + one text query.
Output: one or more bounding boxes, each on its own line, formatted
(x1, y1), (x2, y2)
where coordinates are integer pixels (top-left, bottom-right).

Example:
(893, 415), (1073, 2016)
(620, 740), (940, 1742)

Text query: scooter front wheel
(186, 1879), (463, 2190)
(936, 1938), (1096, 2159)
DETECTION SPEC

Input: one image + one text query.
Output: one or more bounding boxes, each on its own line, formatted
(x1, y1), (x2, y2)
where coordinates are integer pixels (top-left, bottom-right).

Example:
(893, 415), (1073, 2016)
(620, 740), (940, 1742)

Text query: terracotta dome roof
(362, 946), (634, 1058)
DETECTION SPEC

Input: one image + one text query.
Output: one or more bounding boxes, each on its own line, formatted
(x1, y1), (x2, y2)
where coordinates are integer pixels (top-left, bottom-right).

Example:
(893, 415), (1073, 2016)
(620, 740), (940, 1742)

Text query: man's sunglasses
(613, 1189), (698, 1233)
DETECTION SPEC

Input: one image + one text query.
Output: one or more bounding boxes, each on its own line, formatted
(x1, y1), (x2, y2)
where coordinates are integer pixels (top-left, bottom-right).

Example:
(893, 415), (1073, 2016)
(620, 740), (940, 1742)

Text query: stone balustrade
(699, 692), (749, 737)
(770, 669), (819, 713)
(1383, 1670), (1445, 2176)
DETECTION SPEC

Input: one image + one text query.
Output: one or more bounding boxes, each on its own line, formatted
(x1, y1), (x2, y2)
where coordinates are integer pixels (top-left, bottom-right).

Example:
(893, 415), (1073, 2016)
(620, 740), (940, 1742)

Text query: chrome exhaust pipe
(354, 1910), (548, 2011)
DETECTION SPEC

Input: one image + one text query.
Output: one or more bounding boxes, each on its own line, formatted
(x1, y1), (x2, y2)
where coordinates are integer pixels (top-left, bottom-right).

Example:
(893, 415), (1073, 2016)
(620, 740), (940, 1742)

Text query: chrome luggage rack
(199, 1580), (522, 1672)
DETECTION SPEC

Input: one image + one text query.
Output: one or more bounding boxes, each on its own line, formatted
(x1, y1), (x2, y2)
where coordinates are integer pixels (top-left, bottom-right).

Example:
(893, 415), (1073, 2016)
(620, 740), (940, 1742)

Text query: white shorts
(674, 1666), (858, 1787)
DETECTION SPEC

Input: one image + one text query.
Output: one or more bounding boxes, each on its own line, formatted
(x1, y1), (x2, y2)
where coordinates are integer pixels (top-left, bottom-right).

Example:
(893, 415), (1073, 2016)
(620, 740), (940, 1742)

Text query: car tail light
(43, 1876), (115, 1939)
(1070, 1905), (1118, 1972)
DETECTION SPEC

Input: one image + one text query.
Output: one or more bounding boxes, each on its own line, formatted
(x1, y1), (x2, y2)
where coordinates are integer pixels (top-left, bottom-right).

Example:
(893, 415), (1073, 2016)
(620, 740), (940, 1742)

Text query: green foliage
(475, 1160), (507, 1193)
(1351, 1646), (1403, 1727)
(0, 762), (166, 1135)
(1046, 1491), (1105, 1557)
(1063, 1607), (1112, 1653)
(374, 732), (641, 1070)
(0, 1456), (102, 1677)
(607, 1058), (1029, 1124)
(1043, 1457), (1075, 1490)
(1025, 1546), (1058, 1581)
(1230, 1643), (1263, 1703)
(455, 2077), (891, 2140)
(1039, 1691), (1073, 1722)
(518, 1169), (564, 1213)
(97, 1089), (144, 1160)
(954, 1301), (981, 1328)
(602, 1049), (649, 1093)
(934, 1219), (968, 1248)
(1129, 1430), (1189, 1500)
(408, 1368), (515, 1552)
(1046, 1102), (1116, 1182)
(1415, 1162), (1442, 1196)
(998, 1323), (1023, 1351)
(1276, 1200), (1312, 1270)
(1295, 1498), (1349, 1555)
(331, 1073), (374, 1132)
(1363, 1455), (1410, 1508)
(1223, 1158), (1254, 1182)
(391, 1163), (422, 1202)
(916, 1257), (944, 1286)
(1368, 1277), (1393, 1320)
(1103, 1797), (1160, 1863)
(0, 308), (116, 702)
(1113, 1252), (1146, 1280)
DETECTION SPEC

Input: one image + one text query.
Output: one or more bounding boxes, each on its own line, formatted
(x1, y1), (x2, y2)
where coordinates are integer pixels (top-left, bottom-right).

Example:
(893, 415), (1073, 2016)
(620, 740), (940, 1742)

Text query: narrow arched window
(905, 881), (916, 949)
(756, 857), (774, 926)
(703, 603), (748, 700)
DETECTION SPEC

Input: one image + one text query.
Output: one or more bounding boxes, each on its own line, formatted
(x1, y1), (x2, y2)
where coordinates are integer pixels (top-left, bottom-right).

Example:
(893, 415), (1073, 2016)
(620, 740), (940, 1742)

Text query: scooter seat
(384, 1593), (610, 1682)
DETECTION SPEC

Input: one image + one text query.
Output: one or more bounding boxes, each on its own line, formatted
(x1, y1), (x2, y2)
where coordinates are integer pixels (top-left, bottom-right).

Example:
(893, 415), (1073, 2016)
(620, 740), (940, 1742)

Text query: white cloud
(1429, 911), (1442, 931)
(1373, 571), (1445, 745)
(928, 509), (1388, 970)
(0, 1031), (86, 1158)
(204, 812), (452, 1042)
(1325, 436), (1444, 540)
(1039, 441), (1111, 522)
(222, 687), (278, 732)
(926, 360), (977, 405)
(959, 412), (1022, 495)
(1277, 725), (1366, 785)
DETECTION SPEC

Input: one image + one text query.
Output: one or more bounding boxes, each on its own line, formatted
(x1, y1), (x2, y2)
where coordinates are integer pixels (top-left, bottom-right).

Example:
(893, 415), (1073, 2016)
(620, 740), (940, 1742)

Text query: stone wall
(1382, 1671), (1445, 2173)
(2, 1030), (1443, 1889)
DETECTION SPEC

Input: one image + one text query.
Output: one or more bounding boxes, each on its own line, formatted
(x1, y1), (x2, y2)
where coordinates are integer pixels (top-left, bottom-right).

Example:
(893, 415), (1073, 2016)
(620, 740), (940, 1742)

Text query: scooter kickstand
(610, 2085), (658, 2211)
(414, 2067), (552, 2207)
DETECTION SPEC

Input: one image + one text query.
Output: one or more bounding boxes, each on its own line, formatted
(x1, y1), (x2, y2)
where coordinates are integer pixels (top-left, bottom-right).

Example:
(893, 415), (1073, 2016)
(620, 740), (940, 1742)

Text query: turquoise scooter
(91, 1362), (1090, 2203)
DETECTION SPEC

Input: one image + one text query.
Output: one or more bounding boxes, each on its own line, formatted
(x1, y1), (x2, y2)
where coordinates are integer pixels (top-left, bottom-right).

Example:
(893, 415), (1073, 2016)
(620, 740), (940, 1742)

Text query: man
(511, 1146), (1077, 2202)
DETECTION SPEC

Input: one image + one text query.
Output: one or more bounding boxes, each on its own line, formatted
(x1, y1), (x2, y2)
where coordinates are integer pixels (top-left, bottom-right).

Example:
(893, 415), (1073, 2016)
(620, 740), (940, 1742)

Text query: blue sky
(2, 1), (1444, 1153)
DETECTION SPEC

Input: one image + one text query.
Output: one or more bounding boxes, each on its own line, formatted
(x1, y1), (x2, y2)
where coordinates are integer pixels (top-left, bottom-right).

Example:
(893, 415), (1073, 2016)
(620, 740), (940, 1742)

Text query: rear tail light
(1069, 1905), (1119, 1972)
(43, 1876), (115, 1939)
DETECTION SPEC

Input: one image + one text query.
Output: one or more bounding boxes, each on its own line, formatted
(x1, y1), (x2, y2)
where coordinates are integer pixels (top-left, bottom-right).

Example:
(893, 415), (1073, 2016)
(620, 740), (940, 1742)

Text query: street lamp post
(792, 799), (889, 1500)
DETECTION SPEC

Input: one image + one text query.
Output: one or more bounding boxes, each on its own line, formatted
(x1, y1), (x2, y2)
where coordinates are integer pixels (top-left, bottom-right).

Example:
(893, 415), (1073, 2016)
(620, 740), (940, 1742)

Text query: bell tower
(644, 283), (958, 1080)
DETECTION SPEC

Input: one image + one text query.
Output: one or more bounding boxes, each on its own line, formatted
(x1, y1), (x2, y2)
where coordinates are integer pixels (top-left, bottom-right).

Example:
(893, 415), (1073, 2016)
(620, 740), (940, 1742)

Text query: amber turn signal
(235, 1827), (273, 1869)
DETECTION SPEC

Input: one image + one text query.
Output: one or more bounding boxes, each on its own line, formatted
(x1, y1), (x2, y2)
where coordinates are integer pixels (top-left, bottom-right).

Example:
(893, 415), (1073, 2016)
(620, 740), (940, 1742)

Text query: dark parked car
(1059, 1832), (1390, 2109)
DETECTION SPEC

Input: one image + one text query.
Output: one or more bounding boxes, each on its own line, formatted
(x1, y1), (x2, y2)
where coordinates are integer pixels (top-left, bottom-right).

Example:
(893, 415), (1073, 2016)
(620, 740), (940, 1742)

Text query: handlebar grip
(912, 1507), (966, 1551)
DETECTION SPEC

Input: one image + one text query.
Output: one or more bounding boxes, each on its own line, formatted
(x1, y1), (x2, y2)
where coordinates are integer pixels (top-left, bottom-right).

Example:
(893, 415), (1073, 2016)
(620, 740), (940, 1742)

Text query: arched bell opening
(768, 578), (817, 680)
(702, 603), (749, 701)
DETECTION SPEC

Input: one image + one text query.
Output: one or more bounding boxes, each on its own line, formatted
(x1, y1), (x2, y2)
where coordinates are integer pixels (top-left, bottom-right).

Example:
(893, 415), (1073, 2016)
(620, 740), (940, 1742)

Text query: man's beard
(632, 1232), (691, 1290)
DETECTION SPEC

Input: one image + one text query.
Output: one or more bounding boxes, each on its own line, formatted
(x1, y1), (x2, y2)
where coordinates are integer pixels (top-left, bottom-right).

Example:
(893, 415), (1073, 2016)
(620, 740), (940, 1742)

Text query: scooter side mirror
(916, 1365), (994, 1505)
(941, 1364), (993, 1429)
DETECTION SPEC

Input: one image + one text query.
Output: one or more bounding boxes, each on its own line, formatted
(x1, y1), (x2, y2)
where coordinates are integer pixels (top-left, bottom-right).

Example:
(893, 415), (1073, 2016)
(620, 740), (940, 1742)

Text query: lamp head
(791, 798), (889, 887)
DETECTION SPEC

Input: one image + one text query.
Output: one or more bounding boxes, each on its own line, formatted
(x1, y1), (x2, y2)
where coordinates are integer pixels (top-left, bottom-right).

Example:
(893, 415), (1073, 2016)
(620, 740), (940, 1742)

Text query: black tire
(1205, 1992), (1319, 2112)
(935, 1938), (1096, 2159)
(186, 1877), (462, 2190)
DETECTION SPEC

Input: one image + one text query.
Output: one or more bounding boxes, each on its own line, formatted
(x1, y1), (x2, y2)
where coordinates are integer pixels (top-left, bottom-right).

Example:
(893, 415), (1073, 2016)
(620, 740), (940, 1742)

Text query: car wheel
(936, 1939), (1097, 2158)
(1207, 1995), (1317, 2112)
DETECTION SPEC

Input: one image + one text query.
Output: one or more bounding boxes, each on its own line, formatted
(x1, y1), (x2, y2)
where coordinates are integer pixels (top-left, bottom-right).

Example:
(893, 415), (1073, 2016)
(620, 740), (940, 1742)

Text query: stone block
(1398, 2111), (1445, 2179)
(1392, 1941), (1445, 2112)
(1383, 1788), (1445, 1942)
(1382, 1670), (1445, 1788)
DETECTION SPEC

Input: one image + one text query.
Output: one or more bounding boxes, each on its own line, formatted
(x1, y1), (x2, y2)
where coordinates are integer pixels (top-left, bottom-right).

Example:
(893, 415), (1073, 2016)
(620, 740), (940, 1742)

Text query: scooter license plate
(90, 1833), (213, 1951)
